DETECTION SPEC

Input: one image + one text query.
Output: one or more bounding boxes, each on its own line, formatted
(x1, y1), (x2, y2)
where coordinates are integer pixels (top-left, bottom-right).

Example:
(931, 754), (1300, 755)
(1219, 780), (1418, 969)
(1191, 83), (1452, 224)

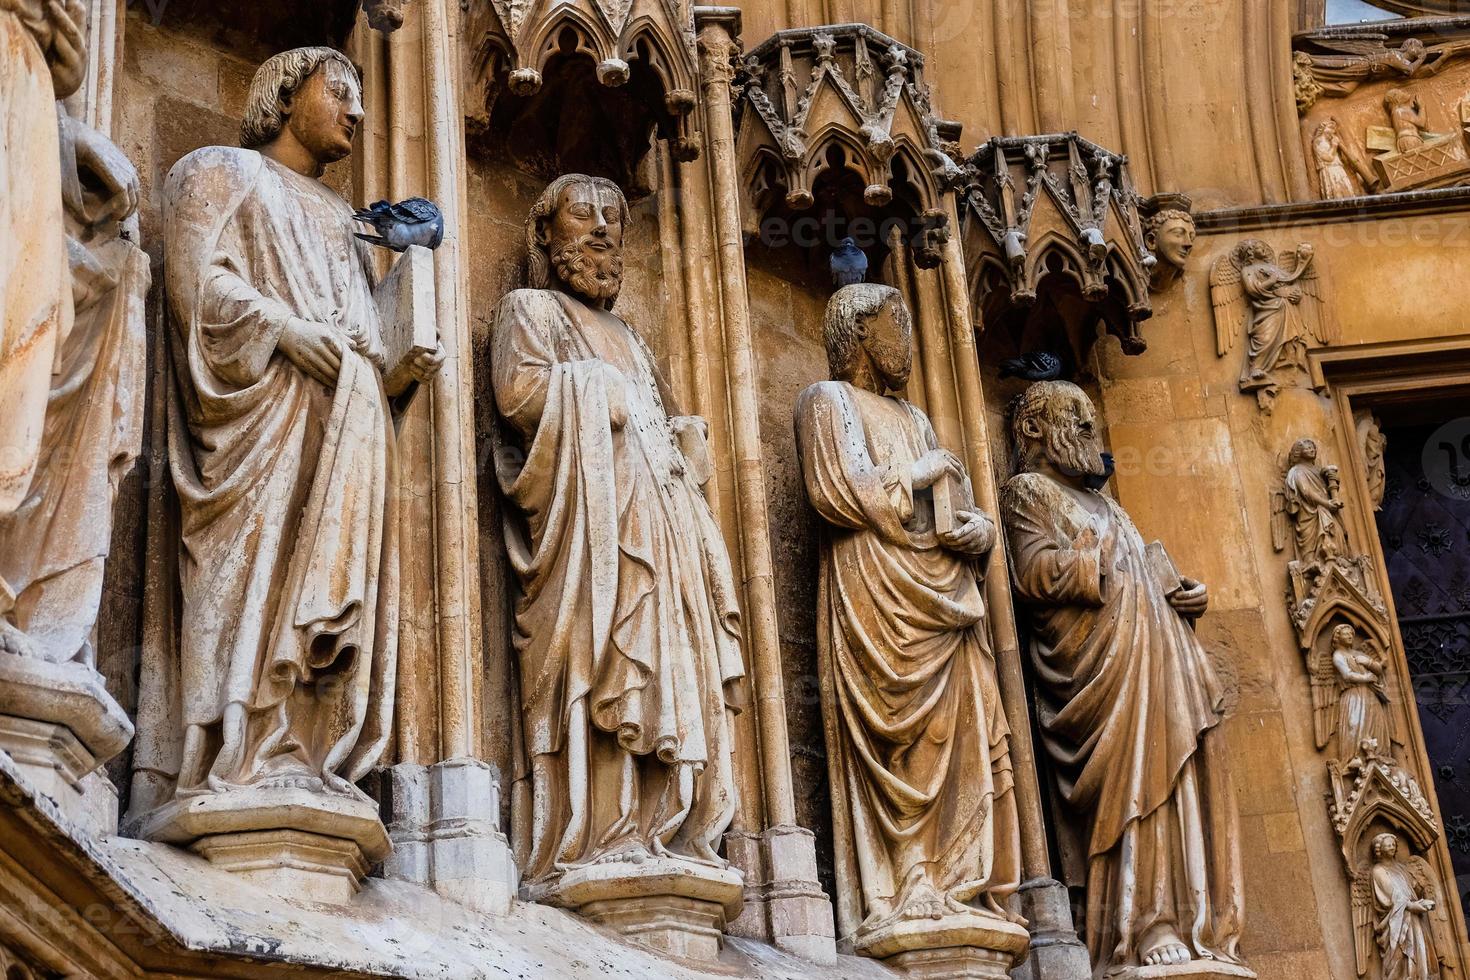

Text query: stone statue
(490, 173), (745, 952)
(1311, 118), (1378, 200)
(1144, 208), (1196, 292)
(1311, 624), (1391, 763)
(1360, 833), (1446, 980)
(1001, 381), (1249, 977)
(1358, 412), (1387, 511)
(1273, 438), (1348, 566)
(130, 47), (443, 900)
(794, 284), (1026, 970)
(1384, 89), (1430, 154)
(1210, 239), (1329, 411)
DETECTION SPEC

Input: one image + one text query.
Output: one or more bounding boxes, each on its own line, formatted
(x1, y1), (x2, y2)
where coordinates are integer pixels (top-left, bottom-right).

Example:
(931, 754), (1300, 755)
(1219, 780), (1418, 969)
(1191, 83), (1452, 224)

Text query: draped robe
(1285, 463), (1347, 563)
(1240, 264), (1307, 388)
(795, 381), (1018, 941)
(153, 147), (399, 795)
(491, 287), (744, 885)
(1001, 472), (1244, 975)
(1373, 858), (1439, 980)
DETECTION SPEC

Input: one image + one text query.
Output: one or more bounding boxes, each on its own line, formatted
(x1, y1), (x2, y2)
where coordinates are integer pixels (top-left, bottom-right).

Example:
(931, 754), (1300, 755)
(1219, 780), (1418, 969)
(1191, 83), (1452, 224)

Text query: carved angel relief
(1211, 240), (1331, 413)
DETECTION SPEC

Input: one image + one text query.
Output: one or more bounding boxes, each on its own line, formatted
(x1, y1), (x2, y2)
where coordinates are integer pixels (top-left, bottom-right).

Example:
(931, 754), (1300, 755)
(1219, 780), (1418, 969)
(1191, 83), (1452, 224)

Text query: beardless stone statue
(127, 47), (444, 902)
(1001, 381), (1251, 979)
(489, 173), (745, 958)
(795, 283), (1028, 976)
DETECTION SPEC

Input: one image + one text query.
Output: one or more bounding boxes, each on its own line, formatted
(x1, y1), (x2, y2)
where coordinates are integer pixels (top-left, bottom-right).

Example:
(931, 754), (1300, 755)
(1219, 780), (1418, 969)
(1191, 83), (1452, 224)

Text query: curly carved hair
(241, 47), (359, 150)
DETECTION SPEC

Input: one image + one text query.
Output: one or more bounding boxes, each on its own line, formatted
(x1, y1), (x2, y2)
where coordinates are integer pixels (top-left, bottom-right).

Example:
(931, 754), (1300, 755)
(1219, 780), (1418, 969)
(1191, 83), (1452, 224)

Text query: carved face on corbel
(1145, 209), (1196, 272)
(362, 0), (408, 32)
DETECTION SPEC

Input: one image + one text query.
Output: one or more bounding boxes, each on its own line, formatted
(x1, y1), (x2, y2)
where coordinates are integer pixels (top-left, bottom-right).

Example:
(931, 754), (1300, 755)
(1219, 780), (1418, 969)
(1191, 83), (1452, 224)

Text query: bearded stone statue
(489, 173), (745, 959)
(1001, 381), (1252, 979)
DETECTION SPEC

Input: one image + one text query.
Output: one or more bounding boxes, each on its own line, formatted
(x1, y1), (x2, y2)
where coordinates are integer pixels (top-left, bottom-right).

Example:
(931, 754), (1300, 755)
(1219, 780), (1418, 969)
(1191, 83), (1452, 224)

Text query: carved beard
(551, 237), (624, 305)
(1044, 423), (1107, 478)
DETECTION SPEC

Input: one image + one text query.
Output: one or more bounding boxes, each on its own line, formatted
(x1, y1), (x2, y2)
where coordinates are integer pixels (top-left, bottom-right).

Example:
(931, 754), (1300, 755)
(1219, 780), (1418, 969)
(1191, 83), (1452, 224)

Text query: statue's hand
(405, 342), (445, 384)
(279, 317), (343, 386)
(938, 509), (995, 556)
(912, 448), (964, 490)
(70, 117), (141, 222)
(1169, 577), (1209, 618)
(47, 0), (87, 98)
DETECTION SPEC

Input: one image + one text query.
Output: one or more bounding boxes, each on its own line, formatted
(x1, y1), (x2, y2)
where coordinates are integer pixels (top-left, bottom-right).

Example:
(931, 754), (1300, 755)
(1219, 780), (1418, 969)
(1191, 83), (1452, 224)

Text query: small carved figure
(1002, 381), (1248, 975)
(1211, 239), (1329, 410)
(1358, 412), (1387, 511)
(1273, 438), (1349, 566)
(1358, 833), (1447, 980)
(1311, 624), (1392, 763)
(362, 0), (409, 32)
(1144, 208), (1196, 292)
(1311, 118), (1379, 199)
(490, 174), (744, 887)
(1300, 36), (1431, 99)
(1384, 89), (1430, 153)
(795, 284), (1022, 952)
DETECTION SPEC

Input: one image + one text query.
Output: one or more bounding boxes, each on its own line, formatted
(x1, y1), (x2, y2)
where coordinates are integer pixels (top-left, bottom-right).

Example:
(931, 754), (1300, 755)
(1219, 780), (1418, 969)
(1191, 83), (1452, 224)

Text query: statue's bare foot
(323, 772), (371, 802)
(897, 882), (948, 921)
(0, 619), (37, 659)
(592, 840), (650, 866)
(1141, 926), (1191, 967)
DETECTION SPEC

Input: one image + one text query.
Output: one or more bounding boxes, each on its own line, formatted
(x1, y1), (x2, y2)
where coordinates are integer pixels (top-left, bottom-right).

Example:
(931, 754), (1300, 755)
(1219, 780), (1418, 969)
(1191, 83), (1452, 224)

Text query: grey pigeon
(353, 197), (445, 252)
(830, 237), (868, 287)
(1083, 451), (1115, 491)
(998, 351), (1063, 381)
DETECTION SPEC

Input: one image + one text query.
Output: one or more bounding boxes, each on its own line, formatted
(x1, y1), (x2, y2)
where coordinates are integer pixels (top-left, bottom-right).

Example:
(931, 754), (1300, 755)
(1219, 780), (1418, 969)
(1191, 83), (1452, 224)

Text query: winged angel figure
(1211, 240), (1331, 411)
(1353, 833), (1452, 980)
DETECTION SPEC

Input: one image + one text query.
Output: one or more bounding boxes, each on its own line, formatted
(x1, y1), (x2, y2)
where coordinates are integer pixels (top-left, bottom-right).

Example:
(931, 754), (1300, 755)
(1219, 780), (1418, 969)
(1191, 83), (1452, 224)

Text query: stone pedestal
(1013, 877), (1091, 979)
(533, 857), (744, 962)
(381, 758), (518, 914)
(0, 653), (133, 836)
(132, 784), (391, 906)
(725, 825), (837, 963)
(854, 912), (1030, 979)
(1109, 962), (1255, 980)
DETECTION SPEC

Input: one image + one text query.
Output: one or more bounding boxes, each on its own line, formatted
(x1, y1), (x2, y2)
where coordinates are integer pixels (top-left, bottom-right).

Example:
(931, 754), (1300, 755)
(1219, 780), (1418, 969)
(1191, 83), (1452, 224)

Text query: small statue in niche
(1359, 833), (1449, 980)
(1144, 207), (1196, 292)
(490, 174), (744, 889)
(1311, 623), (1392, 764)
(794, 284), (1025, 965)
(1273, 437), (1349, 566)
(1384, 89), (1430, 154)
(1211, 239), (1329, 412)
(1358, 411), (1387, 511)
(1311, 118), (1379, 200)
(1001, 381), (1249, 976)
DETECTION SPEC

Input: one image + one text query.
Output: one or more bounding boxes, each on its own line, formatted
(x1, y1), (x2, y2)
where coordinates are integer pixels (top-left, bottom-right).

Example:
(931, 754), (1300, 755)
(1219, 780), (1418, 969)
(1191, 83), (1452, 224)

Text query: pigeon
(353, 197), (445, 252)
(998, 351), (1064, 381)
(830, 237), (868, 287)
(1083, 451), (1115, 491)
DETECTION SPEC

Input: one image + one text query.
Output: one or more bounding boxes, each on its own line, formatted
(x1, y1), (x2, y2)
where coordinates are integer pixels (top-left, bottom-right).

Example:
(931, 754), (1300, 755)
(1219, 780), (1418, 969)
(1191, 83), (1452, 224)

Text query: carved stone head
(1145, 209), (1196, 272)
(1289, 437), (1320, 468)
(362, 0), (409, 32)
(241, 47), (362, 166)
(823, 283), (912, 391)
(1011, 380), (1108, 479)
(527, 174), (630, 310)
(1372, 832), (1399, 862)
(1333, 622), (1357, 648)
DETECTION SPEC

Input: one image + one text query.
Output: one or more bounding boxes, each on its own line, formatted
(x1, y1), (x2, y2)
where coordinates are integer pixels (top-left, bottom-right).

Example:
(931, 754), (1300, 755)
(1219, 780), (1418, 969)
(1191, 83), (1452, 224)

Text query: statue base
(1108, 961), (1256, 980)
(531, 857), (744, 962)
(855, 912), (1030, 979)
(0, 652), (133, 835)
(132, 784), (391, 906)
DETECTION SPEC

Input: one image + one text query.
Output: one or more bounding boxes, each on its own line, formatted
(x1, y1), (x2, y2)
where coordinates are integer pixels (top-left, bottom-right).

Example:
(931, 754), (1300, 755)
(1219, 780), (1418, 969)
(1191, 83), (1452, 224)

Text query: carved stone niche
(1295, 20), (1470, 199)
(462, 0), (700, 191)
(959, 133), (1156, 355)
(734, 24), (962, 267)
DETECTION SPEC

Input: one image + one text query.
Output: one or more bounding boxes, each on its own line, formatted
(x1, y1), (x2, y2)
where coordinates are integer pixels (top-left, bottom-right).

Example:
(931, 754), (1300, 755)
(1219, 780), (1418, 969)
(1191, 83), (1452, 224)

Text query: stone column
(937, 207), (1091, 980)
(694, 6), (835, 963)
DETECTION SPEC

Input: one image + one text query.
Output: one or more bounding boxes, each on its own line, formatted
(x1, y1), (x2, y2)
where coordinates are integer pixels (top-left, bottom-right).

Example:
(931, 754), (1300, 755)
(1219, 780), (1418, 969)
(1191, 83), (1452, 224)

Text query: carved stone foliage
(1210, 239), (1331, 413)
(462, 0), (701, 183)
(959, 133), (1156, 355)
(733, 24), (961, 249)
(1295, 24), (1470, 199)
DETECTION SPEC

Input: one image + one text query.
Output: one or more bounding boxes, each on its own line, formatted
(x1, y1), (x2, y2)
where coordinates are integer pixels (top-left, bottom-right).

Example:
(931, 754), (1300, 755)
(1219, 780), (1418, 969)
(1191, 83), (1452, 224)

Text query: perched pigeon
(1083, 451), (1116, 491)
(353, 197), (445, 252)
(998, 350), (1064, 381)
(830, 237), (868, 287)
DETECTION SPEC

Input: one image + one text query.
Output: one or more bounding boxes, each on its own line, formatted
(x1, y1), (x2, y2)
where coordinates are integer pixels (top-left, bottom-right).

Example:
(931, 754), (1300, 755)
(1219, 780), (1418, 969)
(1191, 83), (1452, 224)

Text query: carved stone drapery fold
(733, 25), (963, 236)
(463, 0), (701, 160)
(959, 133), (1156, 354)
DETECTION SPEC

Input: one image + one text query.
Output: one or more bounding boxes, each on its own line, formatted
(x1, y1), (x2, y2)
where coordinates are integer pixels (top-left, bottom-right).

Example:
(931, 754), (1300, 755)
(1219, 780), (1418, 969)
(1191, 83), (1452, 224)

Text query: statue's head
(1011, 381), (1107, 479)
(1333, 623), (1357, 647)
(527, 174), (630, 310)
(1289, 438), (1319, 467)
(1314, 119), (1339, 140)
(1372, 833), (1399, 861)
(1385, 87), (1414, 111)
(823, 284), (912, 390)
(1402, 38), (1426, 58)
(1144, 209), (1196, 271)
(241, 47), (362, 166)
